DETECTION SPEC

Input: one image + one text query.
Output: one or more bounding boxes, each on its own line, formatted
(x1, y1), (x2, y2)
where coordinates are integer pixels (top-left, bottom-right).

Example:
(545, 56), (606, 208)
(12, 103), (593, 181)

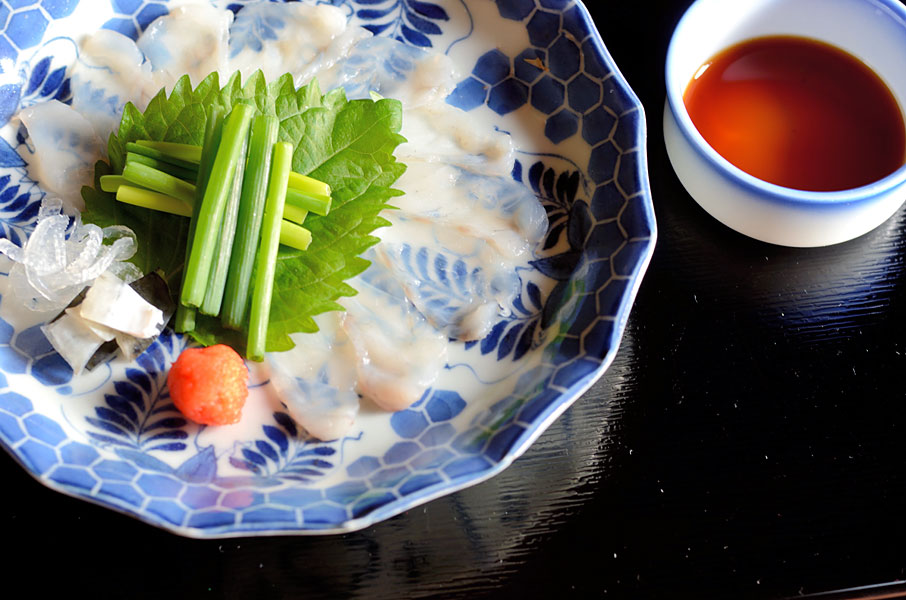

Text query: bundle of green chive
(98, 102), (333, 360)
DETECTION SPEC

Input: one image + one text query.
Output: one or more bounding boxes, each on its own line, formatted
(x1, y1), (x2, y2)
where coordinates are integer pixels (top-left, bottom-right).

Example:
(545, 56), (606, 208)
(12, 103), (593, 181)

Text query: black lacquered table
(5, 2), (906, 598)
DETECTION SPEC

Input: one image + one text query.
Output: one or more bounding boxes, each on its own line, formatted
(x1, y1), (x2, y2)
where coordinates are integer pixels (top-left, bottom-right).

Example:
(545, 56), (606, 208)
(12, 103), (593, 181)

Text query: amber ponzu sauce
(683, 36), (906, 192)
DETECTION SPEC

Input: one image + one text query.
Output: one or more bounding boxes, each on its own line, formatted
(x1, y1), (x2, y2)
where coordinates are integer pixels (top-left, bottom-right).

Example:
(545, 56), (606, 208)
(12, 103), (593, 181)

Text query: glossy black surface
(5, 2), (906, 598)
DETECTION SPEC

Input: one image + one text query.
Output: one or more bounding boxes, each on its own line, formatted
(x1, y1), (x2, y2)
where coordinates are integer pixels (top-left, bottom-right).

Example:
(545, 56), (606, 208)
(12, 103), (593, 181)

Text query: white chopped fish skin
(18, 101), (102, 210)
(79, 272), (163, 338)
(0, 197), (137, 312)
(65, 307), (116, 341)
(137, 4), (233, 88)
(70, 29), (156, 141)
(41, 311), (106, 375)
(340, 279), (448, 412)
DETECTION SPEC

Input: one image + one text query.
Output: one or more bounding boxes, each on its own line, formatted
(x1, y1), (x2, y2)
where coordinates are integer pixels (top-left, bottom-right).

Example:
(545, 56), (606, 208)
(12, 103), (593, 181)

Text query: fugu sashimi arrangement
(0, 2), (548, 440)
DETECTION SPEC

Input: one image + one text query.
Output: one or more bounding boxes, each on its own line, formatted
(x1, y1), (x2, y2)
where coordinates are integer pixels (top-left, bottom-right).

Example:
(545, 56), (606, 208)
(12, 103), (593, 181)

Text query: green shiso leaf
(82, 70), (406, 352)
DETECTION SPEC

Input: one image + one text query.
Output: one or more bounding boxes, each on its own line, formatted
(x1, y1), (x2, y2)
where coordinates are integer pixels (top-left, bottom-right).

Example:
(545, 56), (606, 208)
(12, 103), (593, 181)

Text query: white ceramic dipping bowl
(664, 0), (906, 247)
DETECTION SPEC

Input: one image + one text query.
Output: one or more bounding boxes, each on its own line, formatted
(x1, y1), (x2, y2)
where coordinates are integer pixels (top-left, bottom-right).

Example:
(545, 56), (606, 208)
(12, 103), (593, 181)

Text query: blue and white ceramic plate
(0, 0), (655, 537)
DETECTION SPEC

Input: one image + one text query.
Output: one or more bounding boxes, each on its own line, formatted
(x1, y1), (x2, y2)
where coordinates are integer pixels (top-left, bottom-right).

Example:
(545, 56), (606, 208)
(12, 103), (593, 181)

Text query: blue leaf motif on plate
(349, 0), (449, 48)
(84, 331), (190, 453)
(0, 84), (22, 128)
(394, 244), (482, 327)
(174, 446), (218, 483)
(229, 411), (338, 482)
(524, 159), (581, 252)
(11, 33), (78, 117)
(365, 242), (515, 343)
(0, 140), (25, 170)
(463, 274), (545, 361)
(19, 56), (71, 107)
(524, 159), (585, 328)
(0, 172), (40, 246)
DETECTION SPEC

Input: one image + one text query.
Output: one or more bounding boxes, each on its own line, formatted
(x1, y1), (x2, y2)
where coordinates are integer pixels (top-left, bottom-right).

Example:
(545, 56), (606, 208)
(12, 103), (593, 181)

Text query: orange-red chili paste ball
(167, 344), (249, 426)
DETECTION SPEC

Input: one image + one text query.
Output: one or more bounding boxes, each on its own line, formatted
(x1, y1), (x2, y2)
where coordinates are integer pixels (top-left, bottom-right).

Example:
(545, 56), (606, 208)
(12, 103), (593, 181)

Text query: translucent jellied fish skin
(0, 197), (137, 312)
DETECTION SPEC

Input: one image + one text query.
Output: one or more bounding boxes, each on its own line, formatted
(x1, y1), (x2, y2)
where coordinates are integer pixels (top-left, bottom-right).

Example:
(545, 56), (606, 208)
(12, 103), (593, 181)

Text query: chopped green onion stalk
(181, 103), (254, 308)
(288, 171), (331, 199)
(115, 186), (192, 217)
(247, 141), (293, 360)
(279, 219), (312, 250)
(122, 162), (196, 204)
(126, 152), (197, 182)
(99, 175), (130, 193)
(285, 187), (331, 216)
(281, 203), (308, 225)
(200, 136), (248, 317)
(175, 103), (225, 332)
(194, 109), (226, 202)
(125, 142), (198, 171)
(110, 188), (312, 251)
(136, 140), (203, 164)
(222, 114), (279, 330)
(125, 142), (333, 214)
